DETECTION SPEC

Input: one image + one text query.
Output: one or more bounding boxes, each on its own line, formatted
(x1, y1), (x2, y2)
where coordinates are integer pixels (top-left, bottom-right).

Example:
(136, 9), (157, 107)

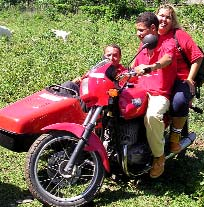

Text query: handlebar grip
(143, 67), (152, 74)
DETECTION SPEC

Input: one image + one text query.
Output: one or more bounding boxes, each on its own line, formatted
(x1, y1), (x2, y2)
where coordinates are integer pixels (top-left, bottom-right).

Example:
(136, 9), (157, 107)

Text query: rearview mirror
(142, 34), (158, 50)
(127, 34), (158, 67)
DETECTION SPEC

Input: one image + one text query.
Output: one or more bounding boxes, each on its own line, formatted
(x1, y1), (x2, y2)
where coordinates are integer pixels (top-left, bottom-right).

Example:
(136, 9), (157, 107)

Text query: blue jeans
(170, 80), (193, 117)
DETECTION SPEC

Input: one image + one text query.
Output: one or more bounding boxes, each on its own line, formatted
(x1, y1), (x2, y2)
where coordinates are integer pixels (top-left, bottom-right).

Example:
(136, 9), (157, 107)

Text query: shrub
(33, 0), (145, 20)
(79, 0), (145, 20)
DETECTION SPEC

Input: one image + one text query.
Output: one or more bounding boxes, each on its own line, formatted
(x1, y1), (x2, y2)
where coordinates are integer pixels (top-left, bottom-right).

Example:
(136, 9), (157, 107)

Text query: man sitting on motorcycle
(60, 44), (126, 95)
(131, 12), (177, 178)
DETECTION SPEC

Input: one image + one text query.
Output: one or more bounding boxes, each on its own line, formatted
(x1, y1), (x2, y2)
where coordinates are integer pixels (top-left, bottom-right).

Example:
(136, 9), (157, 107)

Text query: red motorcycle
(8, 34), (200, 207)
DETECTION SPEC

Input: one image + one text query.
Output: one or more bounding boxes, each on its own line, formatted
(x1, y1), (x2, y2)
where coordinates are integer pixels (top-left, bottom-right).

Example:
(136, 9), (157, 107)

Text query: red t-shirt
(132, 36), (177, 99)
(116, 64), (127, 75)
(162, 29), (203, 80)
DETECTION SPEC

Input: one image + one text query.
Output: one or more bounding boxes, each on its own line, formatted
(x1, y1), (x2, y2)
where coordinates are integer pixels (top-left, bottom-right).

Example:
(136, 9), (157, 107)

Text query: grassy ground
(0, 137), (204, 207)
(0, 6), (203, 207)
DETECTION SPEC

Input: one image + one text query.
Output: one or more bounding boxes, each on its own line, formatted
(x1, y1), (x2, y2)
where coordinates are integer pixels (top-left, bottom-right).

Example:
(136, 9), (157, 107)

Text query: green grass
(0, 6), (203, 207)
(1, 143), (204, 207)
(0, 8), (139, 107)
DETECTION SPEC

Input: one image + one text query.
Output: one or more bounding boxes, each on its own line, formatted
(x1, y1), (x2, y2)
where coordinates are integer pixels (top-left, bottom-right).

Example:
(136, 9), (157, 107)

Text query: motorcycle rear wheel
(25, 131), (105, 207)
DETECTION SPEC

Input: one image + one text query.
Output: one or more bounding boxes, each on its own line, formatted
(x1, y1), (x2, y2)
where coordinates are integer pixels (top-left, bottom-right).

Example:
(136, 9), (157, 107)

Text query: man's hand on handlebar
(115, 64), (151, 81)
(133, 64), (152, 75)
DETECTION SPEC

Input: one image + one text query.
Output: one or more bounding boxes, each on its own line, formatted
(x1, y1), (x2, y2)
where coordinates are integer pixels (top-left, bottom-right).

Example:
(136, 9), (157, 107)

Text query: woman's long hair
(155, 4), (181, 30)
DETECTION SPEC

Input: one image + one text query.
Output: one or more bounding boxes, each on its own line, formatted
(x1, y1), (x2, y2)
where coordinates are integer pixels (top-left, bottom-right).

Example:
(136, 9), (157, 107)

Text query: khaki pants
(144, 94), (170, 157)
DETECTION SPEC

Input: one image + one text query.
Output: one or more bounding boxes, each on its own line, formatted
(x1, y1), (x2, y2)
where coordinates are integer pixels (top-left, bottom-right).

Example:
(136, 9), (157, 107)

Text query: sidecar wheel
(25, 131), (105, 207)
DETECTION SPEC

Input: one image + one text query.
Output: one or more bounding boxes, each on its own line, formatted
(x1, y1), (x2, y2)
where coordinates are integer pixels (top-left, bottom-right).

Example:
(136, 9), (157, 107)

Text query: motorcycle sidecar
(0, 85), (86, 152)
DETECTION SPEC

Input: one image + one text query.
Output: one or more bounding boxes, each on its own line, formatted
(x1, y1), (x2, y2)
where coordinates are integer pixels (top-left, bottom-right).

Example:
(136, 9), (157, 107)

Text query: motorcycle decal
(131, 98), (142, 107)
(39, 93), (67, 101)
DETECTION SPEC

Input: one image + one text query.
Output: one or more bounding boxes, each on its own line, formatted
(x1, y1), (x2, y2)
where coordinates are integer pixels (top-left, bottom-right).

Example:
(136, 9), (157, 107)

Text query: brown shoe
(169, 131), (182, 153)
(150, 155), (165, 178)
(170, 142), (181, 153)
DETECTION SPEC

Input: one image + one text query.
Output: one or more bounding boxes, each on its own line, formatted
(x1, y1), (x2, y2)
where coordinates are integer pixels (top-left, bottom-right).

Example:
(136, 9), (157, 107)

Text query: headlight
(80, 78), (89, 95)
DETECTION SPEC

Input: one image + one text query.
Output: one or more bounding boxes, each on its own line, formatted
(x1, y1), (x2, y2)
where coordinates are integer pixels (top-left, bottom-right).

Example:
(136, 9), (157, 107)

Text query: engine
(117, 118), (151, 165)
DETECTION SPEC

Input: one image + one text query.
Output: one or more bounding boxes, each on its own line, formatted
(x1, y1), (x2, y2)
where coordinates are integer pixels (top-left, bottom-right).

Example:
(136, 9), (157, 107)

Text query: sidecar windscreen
(89, 59), (111, 73)
(46, 84), (79, 98)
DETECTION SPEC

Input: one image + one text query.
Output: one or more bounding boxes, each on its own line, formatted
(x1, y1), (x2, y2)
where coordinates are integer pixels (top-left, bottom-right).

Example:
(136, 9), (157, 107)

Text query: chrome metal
(121, 145), (152, 177)
(83, 106), (103, 127)
(130, 164), (152, 177)
(122, 145), (129, 176)
(89, 106), (103, 125)
(83, 108), (94, 126)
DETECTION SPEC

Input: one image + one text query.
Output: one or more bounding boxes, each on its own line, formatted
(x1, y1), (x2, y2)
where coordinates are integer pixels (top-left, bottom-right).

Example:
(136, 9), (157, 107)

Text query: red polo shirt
(132, 36), (177, 99)
(162, 29), (203, 80)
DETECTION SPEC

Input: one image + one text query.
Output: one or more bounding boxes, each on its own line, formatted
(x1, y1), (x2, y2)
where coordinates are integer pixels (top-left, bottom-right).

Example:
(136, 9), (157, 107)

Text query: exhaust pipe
(122, 132), (196, 175)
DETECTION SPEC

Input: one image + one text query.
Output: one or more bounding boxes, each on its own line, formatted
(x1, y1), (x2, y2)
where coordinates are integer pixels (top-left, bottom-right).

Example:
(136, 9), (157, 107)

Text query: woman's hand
(185, 78), (196, 95)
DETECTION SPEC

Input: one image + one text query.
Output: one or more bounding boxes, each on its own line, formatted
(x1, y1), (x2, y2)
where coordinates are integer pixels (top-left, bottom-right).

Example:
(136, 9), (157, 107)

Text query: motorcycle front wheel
(25, 131), (105, 207)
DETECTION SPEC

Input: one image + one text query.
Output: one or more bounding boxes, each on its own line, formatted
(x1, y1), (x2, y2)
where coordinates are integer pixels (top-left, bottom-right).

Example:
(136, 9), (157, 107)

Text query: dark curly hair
(136, 12), (159, 30)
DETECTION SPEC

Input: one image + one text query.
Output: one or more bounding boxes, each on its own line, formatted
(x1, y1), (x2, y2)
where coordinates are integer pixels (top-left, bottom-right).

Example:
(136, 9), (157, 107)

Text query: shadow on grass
(85, 188), (137, 207)
(0, 148), (203, 207)
(138, 148), (204, 196)
(0, 182), (32, 207)
(90, 147), (204, 206)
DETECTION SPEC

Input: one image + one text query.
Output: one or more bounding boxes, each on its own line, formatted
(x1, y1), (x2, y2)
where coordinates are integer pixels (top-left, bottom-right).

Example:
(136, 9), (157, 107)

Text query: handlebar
(143, 67), (152, 74)
(116, 67), (152, 80)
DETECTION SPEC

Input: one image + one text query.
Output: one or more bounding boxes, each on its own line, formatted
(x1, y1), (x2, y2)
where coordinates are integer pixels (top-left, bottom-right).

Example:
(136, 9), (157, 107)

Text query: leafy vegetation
(0, 3), (203, 207)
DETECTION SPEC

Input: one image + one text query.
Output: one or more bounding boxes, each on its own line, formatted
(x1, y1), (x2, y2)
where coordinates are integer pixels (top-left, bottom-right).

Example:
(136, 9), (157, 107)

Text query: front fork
(64, 106), (103, 174)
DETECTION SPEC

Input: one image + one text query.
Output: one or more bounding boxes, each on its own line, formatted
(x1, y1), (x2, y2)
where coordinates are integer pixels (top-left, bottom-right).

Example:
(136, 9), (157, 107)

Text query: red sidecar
(0, 85), (86, 152)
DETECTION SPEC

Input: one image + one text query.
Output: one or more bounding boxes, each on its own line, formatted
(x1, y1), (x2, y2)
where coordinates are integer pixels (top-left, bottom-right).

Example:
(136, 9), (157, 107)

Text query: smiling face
(135, 12), (159, 42)
(136, 22), (157, 41)
(136, 22), (151, 41)
(157, 8), (173, 35)
(104, 46), (121, 67)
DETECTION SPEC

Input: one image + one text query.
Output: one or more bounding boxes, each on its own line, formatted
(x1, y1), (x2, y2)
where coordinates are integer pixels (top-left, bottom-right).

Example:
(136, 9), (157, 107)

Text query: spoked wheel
(25, 131), (105, 207)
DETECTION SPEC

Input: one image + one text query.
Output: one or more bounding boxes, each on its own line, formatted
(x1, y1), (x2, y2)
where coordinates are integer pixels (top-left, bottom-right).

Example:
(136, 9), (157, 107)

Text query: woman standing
(155, 4), (203, 153)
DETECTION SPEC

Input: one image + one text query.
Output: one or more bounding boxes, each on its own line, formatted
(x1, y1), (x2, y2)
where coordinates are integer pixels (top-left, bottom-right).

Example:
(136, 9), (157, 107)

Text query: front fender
(42, 123), (110, 173)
